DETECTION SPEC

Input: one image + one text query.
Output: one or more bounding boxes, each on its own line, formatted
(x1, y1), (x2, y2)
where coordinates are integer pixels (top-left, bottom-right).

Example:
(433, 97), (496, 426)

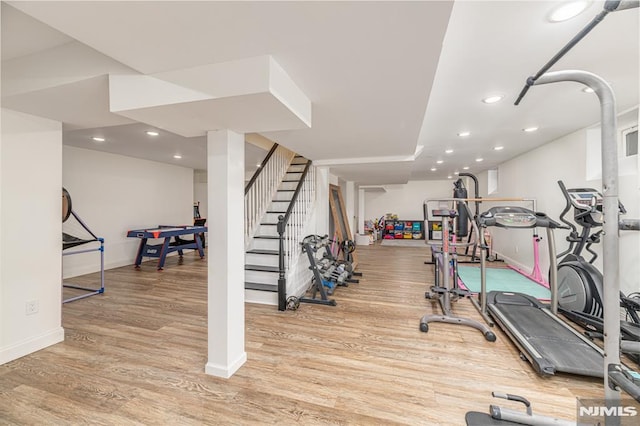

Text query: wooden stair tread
(244, 282), (278, 292)
(246, 249), (279, 255)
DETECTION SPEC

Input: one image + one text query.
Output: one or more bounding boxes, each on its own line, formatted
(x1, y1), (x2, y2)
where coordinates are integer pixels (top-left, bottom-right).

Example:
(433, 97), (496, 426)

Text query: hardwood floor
(0, 244), (611, 425)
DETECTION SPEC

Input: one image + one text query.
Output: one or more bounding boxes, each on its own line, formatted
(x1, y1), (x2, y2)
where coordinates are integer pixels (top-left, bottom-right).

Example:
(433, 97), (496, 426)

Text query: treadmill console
(480, 206), (537, 228)
(479, 206), (564, 229)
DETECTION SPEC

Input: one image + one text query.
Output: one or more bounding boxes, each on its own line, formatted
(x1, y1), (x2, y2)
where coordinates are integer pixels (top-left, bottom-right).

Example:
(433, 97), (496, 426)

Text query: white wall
(194, 169), (208, 219)
(478, 108), (639, 296)
(364, 179), (454, 221)
(1, 109), (64, 364)
(62, 146), (194, 277)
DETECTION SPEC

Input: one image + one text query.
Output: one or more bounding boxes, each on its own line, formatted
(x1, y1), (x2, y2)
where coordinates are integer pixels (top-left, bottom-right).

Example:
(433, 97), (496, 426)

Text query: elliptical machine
(556, 181), (640, 355)
(556, 180), (608, 318)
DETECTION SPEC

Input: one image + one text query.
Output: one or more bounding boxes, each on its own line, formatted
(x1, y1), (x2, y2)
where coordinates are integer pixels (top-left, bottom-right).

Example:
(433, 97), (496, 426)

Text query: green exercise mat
(457, 265), (551, 300)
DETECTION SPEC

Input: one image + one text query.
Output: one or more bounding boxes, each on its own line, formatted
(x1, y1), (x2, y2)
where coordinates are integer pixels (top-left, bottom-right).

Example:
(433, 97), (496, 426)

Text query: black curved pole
(514, 1), (637, 106)
(458, 172), (480, 219)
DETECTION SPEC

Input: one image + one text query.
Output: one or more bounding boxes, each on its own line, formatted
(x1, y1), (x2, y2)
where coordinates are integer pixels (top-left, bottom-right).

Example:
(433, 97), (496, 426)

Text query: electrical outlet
(26, 300), (39, 315)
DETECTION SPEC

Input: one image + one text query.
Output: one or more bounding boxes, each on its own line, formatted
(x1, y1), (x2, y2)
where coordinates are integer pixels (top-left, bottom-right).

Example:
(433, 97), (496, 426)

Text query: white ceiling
(1, 1), (638, 185)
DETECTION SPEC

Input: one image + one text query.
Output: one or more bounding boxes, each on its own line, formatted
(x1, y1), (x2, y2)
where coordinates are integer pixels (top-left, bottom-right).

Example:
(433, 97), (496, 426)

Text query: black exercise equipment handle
(490, 392), (533, 417)
(608, 364), (640, 402)
(458, 172), (480, 219)
(557, 181), (577, 231)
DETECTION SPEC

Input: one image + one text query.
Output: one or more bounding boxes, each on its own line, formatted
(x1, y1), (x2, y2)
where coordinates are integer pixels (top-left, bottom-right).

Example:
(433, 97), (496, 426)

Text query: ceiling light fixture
(454, 171), (460, 175)
(430, 168), (437, 172)
(475, 158), (483, 162)
(494, 146), (504, 151)
(583, 87), (595, 93)
(482, 95), (504, 104)
(523, 126), (539, 132)
(436, 160), (444, 164)
(458, 131), (471, 137)
(256, 163), (262, 168)
(447, 175), (452, 179)
(146, 131), (159, 136)
(92, 137), (105, 142)
(548, 1), (589, 23)
(463, 166), (470, 170)
(445, 149), (454, 154)
(173, 154), (182, 159)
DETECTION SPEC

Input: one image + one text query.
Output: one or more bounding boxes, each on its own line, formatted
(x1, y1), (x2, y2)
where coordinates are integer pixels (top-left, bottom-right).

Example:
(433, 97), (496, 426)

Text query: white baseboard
(494, 251), (533, 274)
(205, 352), (247, 378)
(0, 326), (64, 365)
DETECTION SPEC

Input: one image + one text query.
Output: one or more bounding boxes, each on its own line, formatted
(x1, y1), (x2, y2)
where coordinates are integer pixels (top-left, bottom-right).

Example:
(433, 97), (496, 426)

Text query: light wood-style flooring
(1, 243), (610, 425)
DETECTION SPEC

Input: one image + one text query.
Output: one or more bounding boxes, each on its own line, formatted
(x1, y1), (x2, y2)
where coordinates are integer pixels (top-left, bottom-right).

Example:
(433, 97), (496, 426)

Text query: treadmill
(478, 206), (604, 378)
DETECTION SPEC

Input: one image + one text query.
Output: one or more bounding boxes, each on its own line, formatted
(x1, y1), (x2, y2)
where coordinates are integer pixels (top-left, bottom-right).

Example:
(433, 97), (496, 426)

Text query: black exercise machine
(292, 235), (361, 307)
(469, 2), (640, 423)
(478, 206), (608, 377)
(62, 188), (105, 303)
(556, 181), (640, 362)
(420, 203), (496, 341)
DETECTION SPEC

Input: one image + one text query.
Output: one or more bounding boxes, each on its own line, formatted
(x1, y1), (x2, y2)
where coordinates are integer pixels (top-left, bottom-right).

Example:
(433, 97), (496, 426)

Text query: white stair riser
(245, 270), (279, 284)
(273, 191), (293, 201)
(246, 253), (279, 267)
(284, 172), (303, 181)
(269, 200), (289, 211)
(278, 181), (298, 191)
(288, 165), (306, 173)
(245, 289), (278, 305)
(251, 238), (279, 251)
(263, 213), (284, 223)
(258, 224), (278, 237)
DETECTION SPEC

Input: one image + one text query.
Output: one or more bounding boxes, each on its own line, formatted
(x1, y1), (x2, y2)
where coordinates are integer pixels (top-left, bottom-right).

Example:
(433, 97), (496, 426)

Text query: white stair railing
(277, 161), (316, 310)
(244, 144), (295, 248)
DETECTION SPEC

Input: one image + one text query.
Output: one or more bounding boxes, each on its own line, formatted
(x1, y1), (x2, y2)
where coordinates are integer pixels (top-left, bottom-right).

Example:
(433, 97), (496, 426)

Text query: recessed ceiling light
(447, 175), (452, 179)
(173, 154), (182, 159)
(494, 146), (504, 151)
(430, 168), (437, 172)
(445, 149), (454, 154)
(549, 1), (589, 23)
(463, 166), (470, 170)
(256, 163), (262, 168)
(458, 131), (471, 137)
(475, 158), (483, 162)
(523, 126), (539, 132)
(146, 131), (159, 136)
(482, 95), (503, 104)
(92, 137), (105, 142)
(436, 160), (444, 164)
(583, 87), (594, 93)
(454, 172), (460, 175)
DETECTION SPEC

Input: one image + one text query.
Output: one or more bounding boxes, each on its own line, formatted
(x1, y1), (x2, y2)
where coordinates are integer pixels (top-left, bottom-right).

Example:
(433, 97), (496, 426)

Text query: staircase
(245, 155), (309, 304)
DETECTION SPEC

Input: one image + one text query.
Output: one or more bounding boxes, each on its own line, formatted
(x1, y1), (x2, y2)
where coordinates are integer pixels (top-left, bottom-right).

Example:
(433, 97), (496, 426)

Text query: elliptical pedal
(450, 288), (471, 298)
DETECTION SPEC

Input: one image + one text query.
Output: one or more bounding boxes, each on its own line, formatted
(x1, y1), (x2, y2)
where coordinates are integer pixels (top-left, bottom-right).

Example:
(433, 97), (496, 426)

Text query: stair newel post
(277, 214), (287, 311)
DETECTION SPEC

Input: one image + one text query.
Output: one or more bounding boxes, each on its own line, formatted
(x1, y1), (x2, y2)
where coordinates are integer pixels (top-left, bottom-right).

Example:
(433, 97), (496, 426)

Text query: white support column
(345, 181), (355, 236)
(358, 188), (365, 235)
(315, 167), (330, 236)
(205, 129), (247, 378)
